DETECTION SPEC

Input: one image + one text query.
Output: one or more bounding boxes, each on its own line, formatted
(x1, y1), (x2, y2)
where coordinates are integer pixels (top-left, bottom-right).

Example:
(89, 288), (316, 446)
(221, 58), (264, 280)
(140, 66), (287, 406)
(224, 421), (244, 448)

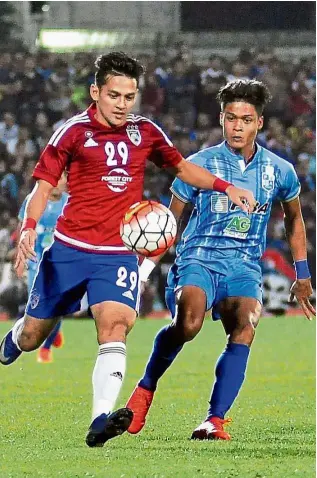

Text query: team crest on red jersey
(126, 125), (141, 146)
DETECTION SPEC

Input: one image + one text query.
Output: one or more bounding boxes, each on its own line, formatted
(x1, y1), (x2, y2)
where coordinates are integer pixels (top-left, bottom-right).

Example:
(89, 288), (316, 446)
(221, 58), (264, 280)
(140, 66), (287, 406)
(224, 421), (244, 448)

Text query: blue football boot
(86, 408), (133, 447)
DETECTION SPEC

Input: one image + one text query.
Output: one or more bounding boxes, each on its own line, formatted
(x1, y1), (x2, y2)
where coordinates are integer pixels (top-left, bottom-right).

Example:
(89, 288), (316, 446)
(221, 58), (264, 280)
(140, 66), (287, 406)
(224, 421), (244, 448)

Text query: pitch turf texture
(0, 317), (315, 478)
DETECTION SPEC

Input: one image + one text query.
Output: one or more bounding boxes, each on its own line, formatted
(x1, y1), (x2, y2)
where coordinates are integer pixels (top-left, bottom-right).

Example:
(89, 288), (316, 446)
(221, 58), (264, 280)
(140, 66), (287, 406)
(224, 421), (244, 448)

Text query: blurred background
(0, 1), (315, 319)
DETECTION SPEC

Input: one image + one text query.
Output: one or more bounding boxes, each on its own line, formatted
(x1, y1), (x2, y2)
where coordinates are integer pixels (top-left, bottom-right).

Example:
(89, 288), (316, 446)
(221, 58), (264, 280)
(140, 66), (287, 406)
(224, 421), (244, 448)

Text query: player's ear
(219, 113), (224, 126)
(90, 84), (99, 101)
(258, 116), (264, 131)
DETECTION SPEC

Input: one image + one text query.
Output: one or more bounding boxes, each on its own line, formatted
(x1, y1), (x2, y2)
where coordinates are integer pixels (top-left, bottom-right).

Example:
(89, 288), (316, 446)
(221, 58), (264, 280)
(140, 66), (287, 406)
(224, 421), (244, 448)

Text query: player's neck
(227, 142), (256, 163)
(94, 111), (114, 129)
(94, 108), (125, 129)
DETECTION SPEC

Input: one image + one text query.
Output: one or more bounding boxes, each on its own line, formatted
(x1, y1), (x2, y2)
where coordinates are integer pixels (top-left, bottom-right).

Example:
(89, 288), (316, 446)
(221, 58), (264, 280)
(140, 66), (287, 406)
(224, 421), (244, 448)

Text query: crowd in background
(0, 45), (315, 316)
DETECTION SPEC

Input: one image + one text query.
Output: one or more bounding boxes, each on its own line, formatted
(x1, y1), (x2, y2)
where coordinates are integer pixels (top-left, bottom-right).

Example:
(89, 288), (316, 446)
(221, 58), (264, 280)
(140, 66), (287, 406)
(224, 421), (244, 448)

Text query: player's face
(90, 75), (138, 128)
(220, 102), (263, 151)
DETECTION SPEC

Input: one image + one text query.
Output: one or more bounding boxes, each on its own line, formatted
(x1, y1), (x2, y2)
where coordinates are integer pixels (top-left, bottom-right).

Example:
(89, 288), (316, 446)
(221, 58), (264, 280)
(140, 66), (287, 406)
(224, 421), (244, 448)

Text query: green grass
(0, 316), (315, 478)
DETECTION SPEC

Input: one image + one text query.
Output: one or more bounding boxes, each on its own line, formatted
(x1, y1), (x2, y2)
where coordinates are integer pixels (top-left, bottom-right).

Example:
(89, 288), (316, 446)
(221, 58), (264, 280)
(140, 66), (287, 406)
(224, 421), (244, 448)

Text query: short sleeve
(170, 153), (205, 204)
(276, 163), (301, 202)
(18, 197), (28, 221)
(147, 121), (183, 168)
(32, 124), (75, 187)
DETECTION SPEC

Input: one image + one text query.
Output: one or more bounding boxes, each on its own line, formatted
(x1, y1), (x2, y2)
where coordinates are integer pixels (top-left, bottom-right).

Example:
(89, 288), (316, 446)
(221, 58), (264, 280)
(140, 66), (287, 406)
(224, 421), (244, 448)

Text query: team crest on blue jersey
(211, 195), (228, 213)
(261, 165), (275, 192)
(126, 125), (141, 146)
(29, 290), (40, 309)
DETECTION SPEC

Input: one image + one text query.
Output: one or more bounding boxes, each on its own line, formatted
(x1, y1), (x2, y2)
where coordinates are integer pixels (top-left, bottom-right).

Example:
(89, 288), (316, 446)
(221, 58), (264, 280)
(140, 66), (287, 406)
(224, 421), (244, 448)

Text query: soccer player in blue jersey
(126, 79), (316, 440)
(18, 173), (68, 363)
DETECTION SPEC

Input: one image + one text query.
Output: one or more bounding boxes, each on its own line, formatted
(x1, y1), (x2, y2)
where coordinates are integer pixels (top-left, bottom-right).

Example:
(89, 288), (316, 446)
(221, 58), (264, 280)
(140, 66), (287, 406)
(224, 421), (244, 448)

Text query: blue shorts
(165, 259), (262, 320)
(26, 240), (140, 319)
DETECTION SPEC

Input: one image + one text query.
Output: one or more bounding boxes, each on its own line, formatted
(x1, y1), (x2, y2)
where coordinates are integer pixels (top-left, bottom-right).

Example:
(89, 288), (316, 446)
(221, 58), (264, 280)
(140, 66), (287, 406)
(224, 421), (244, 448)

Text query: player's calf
(18, 315), (59, 352)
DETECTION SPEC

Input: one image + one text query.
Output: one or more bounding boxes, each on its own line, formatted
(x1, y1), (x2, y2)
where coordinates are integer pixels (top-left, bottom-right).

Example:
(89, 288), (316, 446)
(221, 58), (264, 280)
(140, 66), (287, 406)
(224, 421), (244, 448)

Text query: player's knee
(18, 329), (42, 352)
(97, 316), (135, 343)
(176, 308), (204, 342)
(230, 317), (256, 346)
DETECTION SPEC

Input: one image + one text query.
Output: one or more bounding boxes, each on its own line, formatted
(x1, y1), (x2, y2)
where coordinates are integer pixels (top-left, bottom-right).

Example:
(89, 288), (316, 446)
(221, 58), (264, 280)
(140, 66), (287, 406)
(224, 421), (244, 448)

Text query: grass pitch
(0, 316), (315, 478)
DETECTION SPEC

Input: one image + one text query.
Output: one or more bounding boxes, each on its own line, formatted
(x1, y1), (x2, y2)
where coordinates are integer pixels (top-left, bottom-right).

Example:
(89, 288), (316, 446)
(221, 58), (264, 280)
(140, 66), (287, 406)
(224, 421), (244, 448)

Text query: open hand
(14, 229), (37, 278)
(289, 278), (316, 320)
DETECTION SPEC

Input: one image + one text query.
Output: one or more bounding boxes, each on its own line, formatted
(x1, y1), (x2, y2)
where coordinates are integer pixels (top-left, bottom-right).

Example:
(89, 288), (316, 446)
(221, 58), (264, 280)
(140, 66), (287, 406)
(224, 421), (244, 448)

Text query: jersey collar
(223, 141), (261, 164)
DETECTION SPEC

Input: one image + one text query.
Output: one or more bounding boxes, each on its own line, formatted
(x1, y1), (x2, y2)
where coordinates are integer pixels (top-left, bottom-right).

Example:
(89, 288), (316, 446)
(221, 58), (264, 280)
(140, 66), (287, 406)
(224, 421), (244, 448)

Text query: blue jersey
(171, 141), (300, 268)
(18, 193), (68, 269)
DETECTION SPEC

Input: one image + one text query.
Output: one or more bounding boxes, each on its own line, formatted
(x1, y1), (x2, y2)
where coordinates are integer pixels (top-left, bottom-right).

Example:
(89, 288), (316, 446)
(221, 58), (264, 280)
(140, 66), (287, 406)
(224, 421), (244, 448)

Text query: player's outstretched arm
(15, 179), (53, 278)
(139, 195), (186, 283)
(282, 197), (316, 320)
(168, 158), (256, 213)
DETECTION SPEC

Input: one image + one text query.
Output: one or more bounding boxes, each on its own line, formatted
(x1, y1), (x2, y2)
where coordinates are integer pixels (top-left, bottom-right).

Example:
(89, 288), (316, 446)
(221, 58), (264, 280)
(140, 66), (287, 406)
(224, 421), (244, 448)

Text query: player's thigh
(91, 301), (137, 344)
(169, 285), (207, 341)
(26, 241), (87, 318)
(216, 260), (263, 331)
(168, 262), (216, 329)
(19, 314), (61, 348)
(174, 285), (207, 328)
(87, 255), (140, 317)
(218, 296), (262, 336)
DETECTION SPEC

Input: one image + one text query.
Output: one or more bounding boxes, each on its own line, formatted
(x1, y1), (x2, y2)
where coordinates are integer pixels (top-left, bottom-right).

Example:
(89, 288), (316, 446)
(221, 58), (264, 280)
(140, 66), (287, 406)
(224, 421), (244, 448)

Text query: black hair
(217, 79), (272, 115)
(94, 51), (145, 88)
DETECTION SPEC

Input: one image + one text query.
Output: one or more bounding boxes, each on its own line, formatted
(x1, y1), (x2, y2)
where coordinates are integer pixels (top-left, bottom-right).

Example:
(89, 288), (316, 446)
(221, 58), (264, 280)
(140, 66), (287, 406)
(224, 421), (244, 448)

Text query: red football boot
(52, 331), (64, 349)
(125, 385), (154, 434)
(37, 347), (53, 364)
(191, 416), (232, 440)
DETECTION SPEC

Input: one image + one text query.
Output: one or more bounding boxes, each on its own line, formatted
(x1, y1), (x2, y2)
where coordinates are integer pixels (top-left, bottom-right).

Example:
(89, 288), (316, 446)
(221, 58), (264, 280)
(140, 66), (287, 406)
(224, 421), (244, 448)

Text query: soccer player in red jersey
(0, 52), (256, 447)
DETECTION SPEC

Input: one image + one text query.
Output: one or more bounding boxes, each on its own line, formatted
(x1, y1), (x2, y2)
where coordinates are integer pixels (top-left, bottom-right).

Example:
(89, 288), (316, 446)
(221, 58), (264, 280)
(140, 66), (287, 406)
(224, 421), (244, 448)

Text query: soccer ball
(120, 200), (177, 257)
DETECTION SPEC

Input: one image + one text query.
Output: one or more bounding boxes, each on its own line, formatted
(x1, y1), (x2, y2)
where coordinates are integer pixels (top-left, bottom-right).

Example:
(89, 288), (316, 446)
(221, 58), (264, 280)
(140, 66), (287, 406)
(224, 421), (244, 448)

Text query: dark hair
(217, 79), (272, 115)
(94, 51), (145, 88)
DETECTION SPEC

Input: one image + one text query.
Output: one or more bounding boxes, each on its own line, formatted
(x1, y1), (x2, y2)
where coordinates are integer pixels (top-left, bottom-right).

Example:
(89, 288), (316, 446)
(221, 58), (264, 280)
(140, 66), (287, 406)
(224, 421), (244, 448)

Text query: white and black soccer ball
(262, 273), (290, 315)
(120, 200), (177, 257)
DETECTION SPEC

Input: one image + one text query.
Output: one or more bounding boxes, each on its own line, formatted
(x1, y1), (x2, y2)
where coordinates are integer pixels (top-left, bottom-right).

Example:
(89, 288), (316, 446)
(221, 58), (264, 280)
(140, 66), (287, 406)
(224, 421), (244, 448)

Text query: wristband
(21, 218), (37, 233)
(139, 258), (156, 282)
(213, 178), (233, 194)
(294, 260), (311, 280)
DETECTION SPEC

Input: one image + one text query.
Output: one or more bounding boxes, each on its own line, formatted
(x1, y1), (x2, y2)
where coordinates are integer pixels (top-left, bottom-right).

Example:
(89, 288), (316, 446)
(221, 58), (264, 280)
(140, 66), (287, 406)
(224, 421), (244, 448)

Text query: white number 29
(105, 141), (128, 166)
(116, 267), (138, 291)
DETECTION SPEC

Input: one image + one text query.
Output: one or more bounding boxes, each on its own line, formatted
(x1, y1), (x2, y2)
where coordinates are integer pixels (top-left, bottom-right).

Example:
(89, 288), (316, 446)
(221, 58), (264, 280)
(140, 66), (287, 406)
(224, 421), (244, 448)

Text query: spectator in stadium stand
(0, 112), (19, 145)
(201, 55), (226, 83)
(196, 75), (227, 128)
(17, 56), (46, 117)
(45, 59), (74, 123)
(164, 56), (198, 128)
(32, 112), (52, 153)
(35, 52), (53, 81)
(6, 126), (36, 160)
(226, 61), (251, 83)
(140, 71), (165, 120)
(296, 153), (316, 193)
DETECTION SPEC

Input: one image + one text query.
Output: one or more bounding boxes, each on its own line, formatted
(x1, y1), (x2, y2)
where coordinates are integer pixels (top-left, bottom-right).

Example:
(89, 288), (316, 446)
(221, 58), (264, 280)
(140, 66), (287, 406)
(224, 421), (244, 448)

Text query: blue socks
(42, 322), (62, 350)
(138, 324), (250, 421)
(208, 343), (250, 419)
(139, 325), (183, 391)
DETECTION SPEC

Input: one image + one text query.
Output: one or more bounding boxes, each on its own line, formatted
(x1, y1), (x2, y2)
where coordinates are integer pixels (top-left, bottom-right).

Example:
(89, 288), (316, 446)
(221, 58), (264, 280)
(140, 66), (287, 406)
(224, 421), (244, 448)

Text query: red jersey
(32, 104), (182, 253)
